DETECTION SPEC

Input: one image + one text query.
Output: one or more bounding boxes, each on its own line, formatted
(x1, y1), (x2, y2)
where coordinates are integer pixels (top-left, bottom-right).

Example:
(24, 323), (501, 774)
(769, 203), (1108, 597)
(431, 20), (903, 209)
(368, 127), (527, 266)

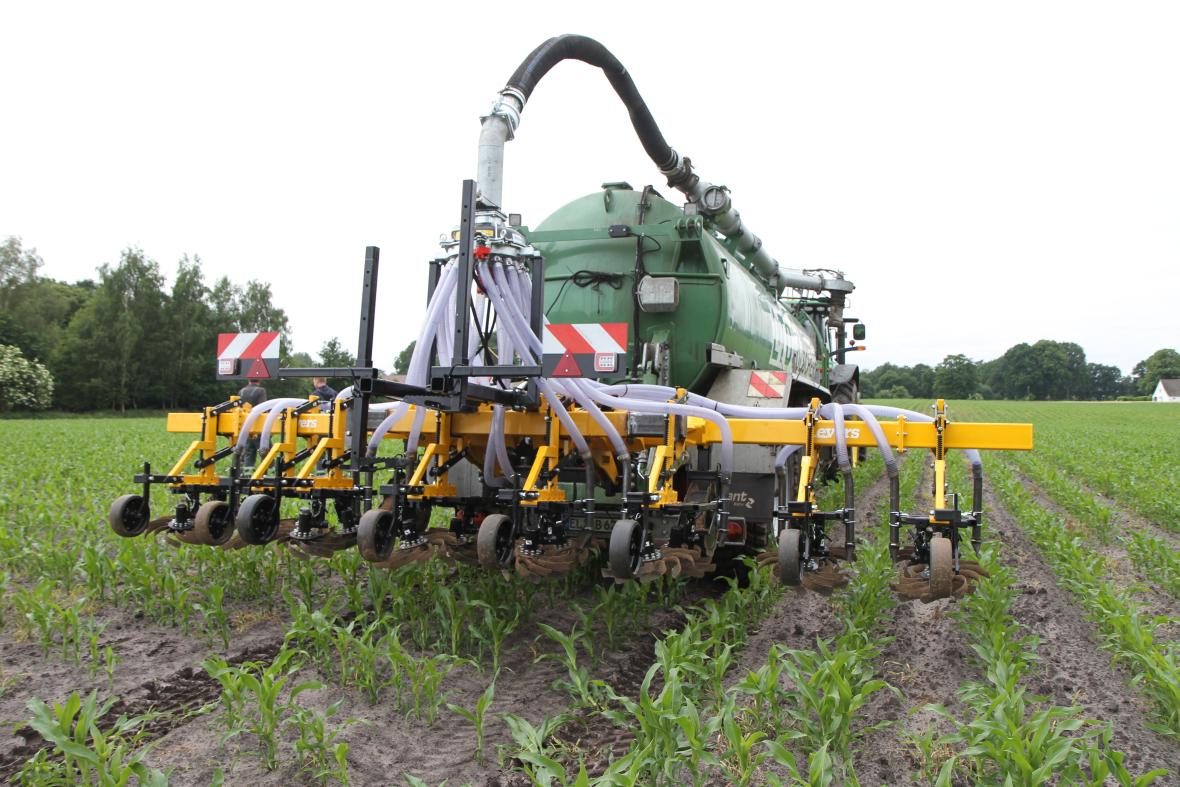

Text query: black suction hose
(506, 35), (677, 171)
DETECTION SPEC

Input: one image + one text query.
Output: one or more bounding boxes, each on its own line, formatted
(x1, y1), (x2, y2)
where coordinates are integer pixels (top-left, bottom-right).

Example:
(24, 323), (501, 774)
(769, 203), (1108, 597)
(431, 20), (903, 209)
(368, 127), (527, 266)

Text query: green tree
(934, 354), (978, 399)
(394, 340), (416, 375)
(909, 363), (935, 398)
(317, 337), (356, 389)
(0, 236), (43, 312)
(1087, 363), (1123, 401)
(319, 337), (355, 369)
(0, 344), (54, 410)
(167, 256), (219, 407)
(53, 249), (169, 411)
(1134, 348), (1180, 395)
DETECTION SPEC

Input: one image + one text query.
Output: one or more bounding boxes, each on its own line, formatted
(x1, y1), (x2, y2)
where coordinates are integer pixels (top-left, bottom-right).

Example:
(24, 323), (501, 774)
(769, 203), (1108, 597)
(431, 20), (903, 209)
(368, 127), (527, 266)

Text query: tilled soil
(0, 607), (283, 783)
(850, 458), (1180, 785)
(984, 477), (1180, 782)
(851, 456), (979, 786)
(1008, 462), (1180, 634)
(6, 459), (1180, 785)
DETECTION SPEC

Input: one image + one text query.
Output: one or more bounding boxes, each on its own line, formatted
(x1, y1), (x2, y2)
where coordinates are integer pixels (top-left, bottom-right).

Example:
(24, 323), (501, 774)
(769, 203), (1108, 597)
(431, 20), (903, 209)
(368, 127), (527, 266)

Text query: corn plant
(499, 712), (576, 785)
(103, 645), (119, 691)
(202, 648), (324, 770)
(285, 700), (358, 785)
(477, 605), (519, 674)
(537, 621), (607, 708)
(1124, 530), (1180, 599)
(195, 584), (232, 649)
(20, 690), (167, 786)
(990, 457), (1180, 739)
(391, 650), (462, 725)
(447, 678), (495, 763)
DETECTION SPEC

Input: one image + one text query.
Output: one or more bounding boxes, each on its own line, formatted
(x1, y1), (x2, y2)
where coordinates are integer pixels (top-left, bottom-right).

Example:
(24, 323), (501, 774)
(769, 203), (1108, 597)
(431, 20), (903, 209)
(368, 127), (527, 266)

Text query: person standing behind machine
(311, 376), (337, 412)
(238, 377), (268, 466)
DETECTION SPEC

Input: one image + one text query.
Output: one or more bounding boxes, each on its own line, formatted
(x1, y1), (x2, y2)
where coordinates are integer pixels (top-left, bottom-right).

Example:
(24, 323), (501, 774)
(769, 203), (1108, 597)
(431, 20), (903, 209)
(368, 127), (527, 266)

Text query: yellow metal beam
(166, 404), (1033, 453)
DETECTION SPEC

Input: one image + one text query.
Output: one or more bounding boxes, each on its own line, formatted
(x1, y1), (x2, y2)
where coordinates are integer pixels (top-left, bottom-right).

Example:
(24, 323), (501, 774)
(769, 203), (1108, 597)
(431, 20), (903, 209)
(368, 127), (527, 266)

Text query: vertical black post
(427, 259), (441, 305)
(453, 180), (477, 370)
(835, 322), (847, 366)
(530, 255), (544, 347)
(349, 247), (380, 486)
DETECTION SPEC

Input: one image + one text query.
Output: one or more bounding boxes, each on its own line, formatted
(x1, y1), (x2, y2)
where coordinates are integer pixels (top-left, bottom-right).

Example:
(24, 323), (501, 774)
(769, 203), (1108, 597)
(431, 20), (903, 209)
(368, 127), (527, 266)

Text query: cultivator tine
(145, 516), (173, 535)
(891, 559), (990, 602)
(424, 529), (480, 565)
(370, 543), (432, 570)
(516, 541), (594, 582)
(802, 561), (853, 593)
(287, 531), (357, 558)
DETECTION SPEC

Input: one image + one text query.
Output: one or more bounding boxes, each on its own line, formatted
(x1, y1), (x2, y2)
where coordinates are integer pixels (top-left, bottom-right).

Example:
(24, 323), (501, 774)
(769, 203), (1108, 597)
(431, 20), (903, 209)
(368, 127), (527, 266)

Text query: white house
(1153, 379), (1180, 402)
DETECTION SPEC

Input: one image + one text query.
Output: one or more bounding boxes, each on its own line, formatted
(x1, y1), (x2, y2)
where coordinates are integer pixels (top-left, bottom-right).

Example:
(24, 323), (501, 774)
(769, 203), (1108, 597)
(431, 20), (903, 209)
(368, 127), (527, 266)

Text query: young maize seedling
(537, 621), (606, 708)
(447, 678), (495, 763)
(285, 699), (359, 785)
(22, 690), (167, 786)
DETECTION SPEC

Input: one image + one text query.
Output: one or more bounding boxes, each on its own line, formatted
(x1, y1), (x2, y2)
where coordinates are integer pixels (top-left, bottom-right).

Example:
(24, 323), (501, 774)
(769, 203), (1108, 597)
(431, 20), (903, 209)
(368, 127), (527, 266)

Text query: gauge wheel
(609, 518), (644, 579)
(476, 513), (515, 570)
(109, 494), (149, 538)
(235, 494), (280, 545)
(929, 535), (953, 599)
(777, 527), (803, 586)
(193, 500), (233, 545)
(357, 508), (396, 563)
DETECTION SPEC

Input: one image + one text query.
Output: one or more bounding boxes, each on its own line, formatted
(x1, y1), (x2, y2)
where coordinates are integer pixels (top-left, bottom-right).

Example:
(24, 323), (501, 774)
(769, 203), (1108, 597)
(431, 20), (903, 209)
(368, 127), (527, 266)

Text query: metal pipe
(479, 35), (854, 297)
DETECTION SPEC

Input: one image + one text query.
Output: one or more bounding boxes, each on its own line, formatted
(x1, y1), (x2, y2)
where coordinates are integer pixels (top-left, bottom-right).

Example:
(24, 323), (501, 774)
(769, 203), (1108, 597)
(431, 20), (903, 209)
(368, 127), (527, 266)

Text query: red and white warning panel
(216, 332), (281, 380)
(747, 370), (788, 398)
(542, 323), (628, 378)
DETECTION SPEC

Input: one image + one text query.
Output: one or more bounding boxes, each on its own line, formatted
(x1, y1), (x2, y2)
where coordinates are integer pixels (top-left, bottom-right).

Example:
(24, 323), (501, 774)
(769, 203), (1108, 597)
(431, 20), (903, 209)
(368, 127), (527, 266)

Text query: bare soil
(851, 456), (979, 786)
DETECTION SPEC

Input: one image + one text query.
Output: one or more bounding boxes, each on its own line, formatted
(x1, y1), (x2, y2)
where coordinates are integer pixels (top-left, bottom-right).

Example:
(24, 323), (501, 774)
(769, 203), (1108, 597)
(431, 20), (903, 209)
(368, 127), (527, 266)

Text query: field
(1, 400), (1179, 785)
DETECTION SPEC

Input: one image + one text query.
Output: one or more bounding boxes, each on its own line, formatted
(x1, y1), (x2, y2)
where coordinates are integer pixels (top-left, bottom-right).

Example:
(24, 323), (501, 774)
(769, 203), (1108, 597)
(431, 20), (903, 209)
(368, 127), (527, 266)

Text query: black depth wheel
(929, 535), (953, 599)
(609, 518), (643, 579)
(109, 494), (149, 538)
(357, 508), (396, 563)
(235, 494), (279, 545)
(476, 513), (514, 570)
(193, 500), (233, 545)
(777, 527), (803, 586)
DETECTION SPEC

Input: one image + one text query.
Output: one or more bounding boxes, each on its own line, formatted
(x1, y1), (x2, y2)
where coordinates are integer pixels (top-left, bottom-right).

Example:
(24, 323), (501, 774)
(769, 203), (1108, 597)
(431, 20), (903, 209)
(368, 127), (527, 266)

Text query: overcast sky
(2, 1), (1177, 374)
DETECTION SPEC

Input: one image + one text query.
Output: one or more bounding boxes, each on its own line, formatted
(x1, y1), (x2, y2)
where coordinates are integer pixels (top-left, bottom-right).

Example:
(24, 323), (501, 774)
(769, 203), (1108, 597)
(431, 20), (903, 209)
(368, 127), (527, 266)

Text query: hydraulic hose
(504, 266), (598, 498)
(235, 399), (283, 455)
(506, 36), (675, 169)
(581, 383), (734, 478)
(258, 398), (309, 453)
(480, 34), (849, 296)
(481, 262), (591, 460)
(367, 261), (459, 456)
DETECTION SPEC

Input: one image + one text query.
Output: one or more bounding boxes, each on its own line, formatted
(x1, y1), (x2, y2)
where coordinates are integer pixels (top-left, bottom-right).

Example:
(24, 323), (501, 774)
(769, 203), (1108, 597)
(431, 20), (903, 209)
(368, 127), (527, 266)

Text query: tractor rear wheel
(193, 500), (233, 545)
(476, 513), (515, 570)
(109, 494), (150, 538)
(777, 527), (803, 586)
(609, 518), (644, 579)
(357, 508), (396, 562)
(929, 535), (953, 599)
(235, 494), (279, 545)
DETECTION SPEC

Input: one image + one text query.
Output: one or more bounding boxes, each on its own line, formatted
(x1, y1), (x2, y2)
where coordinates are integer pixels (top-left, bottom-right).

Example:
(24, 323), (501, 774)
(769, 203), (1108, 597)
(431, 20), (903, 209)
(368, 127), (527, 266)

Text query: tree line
(861, 341), (1180, 400)
(0, 237), (360, 412)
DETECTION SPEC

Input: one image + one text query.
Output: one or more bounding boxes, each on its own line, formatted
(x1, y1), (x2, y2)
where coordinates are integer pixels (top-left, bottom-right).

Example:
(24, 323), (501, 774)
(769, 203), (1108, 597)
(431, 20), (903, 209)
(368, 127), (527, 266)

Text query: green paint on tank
(527, 185), (827, 395)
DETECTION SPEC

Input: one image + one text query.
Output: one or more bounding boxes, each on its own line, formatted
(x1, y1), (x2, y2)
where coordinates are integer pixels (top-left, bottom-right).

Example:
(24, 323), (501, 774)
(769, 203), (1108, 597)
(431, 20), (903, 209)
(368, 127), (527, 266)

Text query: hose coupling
(483, 87), (525, 140)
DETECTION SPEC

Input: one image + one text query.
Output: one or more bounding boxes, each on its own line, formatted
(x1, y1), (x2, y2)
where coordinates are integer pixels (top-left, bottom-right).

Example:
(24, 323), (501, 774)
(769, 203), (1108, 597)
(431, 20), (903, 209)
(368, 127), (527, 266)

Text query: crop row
(950, 401), (1180, 531)
(988, 457), (1180, 739)
(917, 455), (1162, 785)
(997, 447), (1180, 605)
